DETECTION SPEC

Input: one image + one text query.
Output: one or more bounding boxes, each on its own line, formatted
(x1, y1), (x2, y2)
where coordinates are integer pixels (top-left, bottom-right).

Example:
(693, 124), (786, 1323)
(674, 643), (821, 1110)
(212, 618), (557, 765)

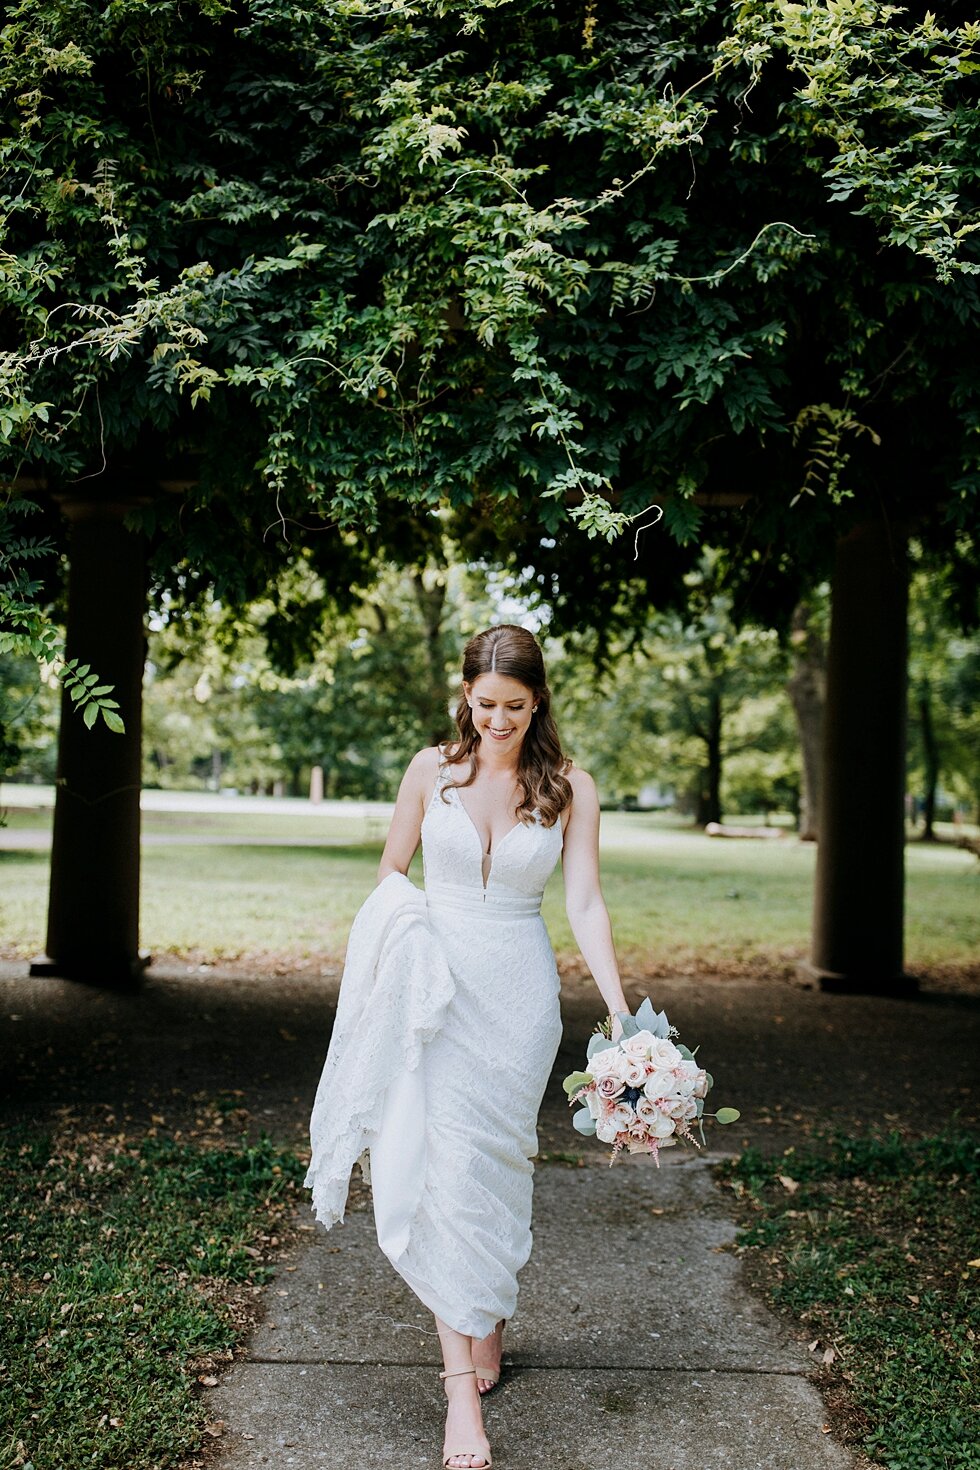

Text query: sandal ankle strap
(440, 1368), (476, 1380)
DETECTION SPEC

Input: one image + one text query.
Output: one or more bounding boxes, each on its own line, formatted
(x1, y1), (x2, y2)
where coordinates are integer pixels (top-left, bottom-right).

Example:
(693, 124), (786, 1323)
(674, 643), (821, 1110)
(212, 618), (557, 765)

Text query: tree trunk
(411, 569), (451, 744)
(917, 690), (940, 841)
(786, 599), (825, 841)
(31, 498), (148, 986)
(694, 690), (723, 826)
(807, 518), (915, 994)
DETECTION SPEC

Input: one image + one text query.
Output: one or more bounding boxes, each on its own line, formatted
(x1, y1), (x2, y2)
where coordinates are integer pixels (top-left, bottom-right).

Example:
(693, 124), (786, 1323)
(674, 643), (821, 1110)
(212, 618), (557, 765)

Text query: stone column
(806, 517), (915, 994)
(31, 498), (149, 985)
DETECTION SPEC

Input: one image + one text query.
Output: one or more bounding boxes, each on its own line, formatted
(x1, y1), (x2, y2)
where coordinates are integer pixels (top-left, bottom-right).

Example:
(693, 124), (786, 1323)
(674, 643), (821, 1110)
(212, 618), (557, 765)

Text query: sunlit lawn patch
(1, 810), (977, 980)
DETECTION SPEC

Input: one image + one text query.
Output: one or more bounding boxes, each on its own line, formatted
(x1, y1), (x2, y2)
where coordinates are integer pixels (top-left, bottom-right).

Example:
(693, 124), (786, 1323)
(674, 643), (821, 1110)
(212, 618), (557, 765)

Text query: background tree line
(4, 546), (976, 832)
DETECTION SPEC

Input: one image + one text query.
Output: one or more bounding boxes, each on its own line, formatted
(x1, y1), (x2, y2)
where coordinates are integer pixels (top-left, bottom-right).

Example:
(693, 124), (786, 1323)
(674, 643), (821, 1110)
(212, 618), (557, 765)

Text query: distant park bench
(364, 810), (389, 843)
(704, 822), (787, 840)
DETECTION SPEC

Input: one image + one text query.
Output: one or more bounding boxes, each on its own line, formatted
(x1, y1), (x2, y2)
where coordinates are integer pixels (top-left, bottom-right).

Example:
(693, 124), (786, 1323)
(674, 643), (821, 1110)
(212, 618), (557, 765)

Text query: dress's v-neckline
(447, 781), (523, 891)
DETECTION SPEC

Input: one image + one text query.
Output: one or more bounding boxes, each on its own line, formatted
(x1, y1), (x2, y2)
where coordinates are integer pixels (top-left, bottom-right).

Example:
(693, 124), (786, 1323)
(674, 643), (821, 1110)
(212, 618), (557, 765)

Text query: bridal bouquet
(563, 996), (740, 1165)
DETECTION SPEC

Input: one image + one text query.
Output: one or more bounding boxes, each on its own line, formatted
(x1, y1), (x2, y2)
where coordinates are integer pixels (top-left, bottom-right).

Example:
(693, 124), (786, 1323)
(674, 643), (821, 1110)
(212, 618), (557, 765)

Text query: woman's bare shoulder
(408, 745), (443, 774)
(398, 745), (441, 791)
(561, 762), (598, 830)
(563, 760), (597, 796)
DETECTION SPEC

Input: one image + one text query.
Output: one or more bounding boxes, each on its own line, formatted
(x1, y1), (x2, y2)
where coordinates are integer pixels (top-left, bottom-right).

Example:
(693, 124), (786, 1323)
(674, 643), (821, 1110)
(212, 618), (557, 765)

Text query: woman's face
(464, 672), (536, 751)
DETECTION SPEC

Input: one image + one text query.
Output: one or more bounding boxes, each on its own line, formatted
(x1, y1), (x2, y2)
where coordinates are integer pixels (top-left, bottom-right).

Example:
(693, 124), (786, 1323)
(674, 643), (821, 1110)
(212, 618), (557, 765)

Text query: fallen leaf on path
(778, 1175), (799, 1193)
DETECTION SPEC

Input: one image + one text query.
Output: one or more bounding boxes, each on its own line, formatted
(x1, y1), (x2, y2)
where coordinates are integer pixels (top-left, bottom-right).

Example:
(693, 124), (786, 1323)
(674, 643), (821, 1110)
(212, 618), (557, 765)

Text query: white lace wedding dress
(304, 750), (564, 1340)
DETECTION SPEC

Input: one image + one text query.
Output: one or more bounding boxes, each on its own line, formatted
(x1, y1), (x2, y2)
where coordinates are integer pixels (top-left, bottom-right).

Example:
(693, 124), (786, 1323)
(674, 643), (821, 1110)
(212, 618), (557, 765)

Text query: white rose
(620, 1029), (658, 1060)
(662, 1095), (689, 1120)
(623, 1059), (648, 1088)
(610, 1101), (635, 1131)
(596, 1117), (619, 1143)
(584, 1089), (602, 1119)
(649, 1113), (676, 1139)
(636, 1096), (660, 1125)
(692, 1069), (709, 1099)
(650, 1038), (682, 1071)
(587, 1047), (621, 1080)
(643, 1069), (677, 1101)
(682, 1098), (698, 1120)
(626, 1135), (651, 1154)
(674, 1074), (696, 1099)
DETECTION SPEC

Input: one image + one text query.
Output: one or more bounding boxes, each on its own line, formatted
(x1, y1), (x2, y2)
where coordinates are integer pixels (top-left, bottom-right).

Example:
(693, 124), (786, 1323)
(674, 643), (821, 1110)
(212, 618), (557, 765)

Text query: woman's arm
(561, 768), (630, 1031)
(376, 747), (439, 884)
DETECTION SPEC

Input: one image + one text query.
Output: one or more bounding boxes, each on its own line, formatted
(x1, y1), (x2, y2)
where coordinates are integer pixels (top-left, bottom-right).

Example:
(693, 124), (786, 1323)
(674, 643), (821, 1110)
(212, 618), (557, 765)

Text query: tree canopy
(2, 0), (978, 636)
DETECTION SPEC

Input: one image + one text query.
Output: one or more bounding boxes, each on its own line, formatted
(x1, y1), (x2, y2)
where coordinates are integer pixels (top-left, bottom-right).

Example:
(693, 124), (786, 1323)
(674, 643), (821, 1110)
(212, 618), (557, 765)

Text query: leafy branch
(0, 498), (124, 733)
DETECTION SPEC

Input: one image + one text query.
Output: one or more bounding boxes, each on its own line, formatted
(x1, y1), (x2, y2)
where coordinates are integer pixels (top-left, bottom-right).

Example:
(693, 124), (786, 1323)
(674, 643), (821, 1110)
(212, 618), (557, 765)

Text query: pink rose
(596, 1075), (625, 1102)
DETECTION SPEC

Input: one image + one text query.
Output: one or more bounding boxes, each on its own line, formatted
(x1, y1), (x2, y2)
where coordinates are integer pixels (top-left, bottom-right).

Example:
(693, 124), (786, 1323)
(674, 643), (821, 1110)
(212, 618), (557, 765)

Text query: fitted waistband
(425, 881), (542, 919)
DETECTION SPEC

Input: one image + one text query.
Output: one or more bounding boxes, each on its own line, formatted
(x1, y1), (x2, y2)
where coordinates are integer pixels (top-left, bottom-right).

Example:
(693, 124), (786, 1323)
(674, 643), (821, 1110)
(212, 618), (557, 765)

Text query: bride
(305, 624), (628, 1468)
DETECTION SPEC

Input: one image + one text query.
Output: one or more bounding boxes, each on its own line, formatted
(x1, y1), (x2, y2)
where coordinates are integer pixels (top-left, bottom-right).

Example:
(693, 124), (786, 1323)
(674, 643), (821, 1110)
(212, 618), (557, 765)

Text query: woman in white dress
(305, 624), (628, 1468)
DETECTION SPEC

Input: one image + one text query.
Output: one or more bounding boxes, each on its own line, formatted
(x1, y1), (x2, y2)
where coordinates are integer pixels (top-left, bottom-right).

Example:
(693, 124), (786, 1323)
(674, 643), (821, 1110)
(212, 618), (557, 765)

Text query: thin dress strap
(429, 743), (455, 805)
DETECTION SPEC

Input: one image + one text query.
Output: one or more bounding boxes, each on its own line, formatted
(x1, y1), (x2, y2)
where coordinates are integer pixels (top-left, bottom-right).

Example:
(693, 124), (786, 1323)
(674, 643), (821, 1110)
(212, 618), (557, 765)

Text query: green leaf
(101, 709), (126, 735)
(82, 701), (98, 728)
(714, 1108), (741, 1125)
(571, 1108), (597, 1137)
(563, 1070), (593, 1097)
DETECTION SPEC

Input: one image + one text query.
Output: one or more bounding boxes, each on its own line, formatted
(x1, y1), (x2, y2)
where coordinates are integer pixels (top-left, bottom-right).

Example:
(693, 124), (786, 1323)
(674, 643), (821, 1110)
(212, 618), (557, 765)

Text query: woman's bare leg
(435, 1314), (492, 1470)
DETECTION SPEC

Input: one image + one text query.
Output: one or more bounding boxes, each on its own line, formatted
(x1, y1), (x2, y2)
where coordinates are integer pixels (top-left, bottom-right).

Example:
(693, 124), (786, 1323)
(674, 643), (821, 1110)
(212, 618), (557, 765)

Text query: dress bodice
(421, 753), (563, 913)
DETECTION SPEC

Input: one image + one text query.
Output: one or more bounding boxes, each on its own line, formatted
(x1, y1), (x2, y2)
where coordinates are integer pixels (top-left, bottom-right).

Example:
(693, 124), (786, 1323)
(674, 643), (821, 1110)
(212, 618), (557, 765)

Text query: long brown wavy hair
(441, 625), (573, 829)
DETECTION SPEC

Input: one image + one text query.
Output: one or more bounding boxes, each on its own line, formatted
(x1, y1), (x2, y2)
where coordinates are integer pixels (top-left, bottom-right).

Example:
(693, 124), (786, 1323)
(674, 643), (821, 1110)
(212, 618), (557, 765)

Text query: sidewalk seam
(242, 1359), (811, 1376)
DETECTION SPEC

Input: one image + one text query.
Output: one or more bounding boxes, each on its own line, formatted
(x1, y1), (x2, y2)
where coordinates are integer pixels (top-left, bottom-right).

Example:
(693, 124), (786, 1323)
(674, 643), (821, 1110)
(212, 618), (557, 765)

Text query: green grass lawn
(0, 1123), (309, 1470)
(1, 808), (977, 978)
(721, 1131), (980, 1470)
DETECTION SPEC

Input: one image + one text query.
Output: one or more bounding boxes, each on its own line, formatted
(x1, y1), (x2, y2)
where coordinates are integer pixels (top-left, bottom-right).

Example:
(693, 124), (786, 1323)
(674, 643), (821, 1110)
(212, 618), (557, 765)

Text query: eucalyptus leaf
(633, 996), (672, 1038)
(615, 1010), (639, 1038)
(562, 1070), (593, 1097)
(714, 1108), (741, 1125)
(572, 1108), (597, 1137)
(676, 1043), (695, 1061)
(586, 1033), (618, 1059)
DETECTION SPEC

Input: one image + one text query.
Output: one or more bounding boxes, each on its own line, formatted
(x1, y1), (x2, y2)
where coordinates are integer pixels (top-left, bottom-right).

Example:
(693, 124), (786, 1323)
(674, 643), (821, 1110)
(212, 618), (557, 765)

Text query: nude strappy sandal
(439, 1368), (493, 1469)
(474, 1320), (504, 1395)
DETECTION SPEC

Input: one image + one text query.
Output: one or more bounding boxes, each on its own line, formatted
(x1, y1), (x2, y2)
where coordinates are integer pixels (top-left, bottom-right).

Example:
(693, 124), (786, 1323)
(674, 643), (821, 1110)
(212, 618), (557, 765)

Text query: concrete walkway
(6, 960), (976, 1468)
(209, 1153), (852, 1470)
